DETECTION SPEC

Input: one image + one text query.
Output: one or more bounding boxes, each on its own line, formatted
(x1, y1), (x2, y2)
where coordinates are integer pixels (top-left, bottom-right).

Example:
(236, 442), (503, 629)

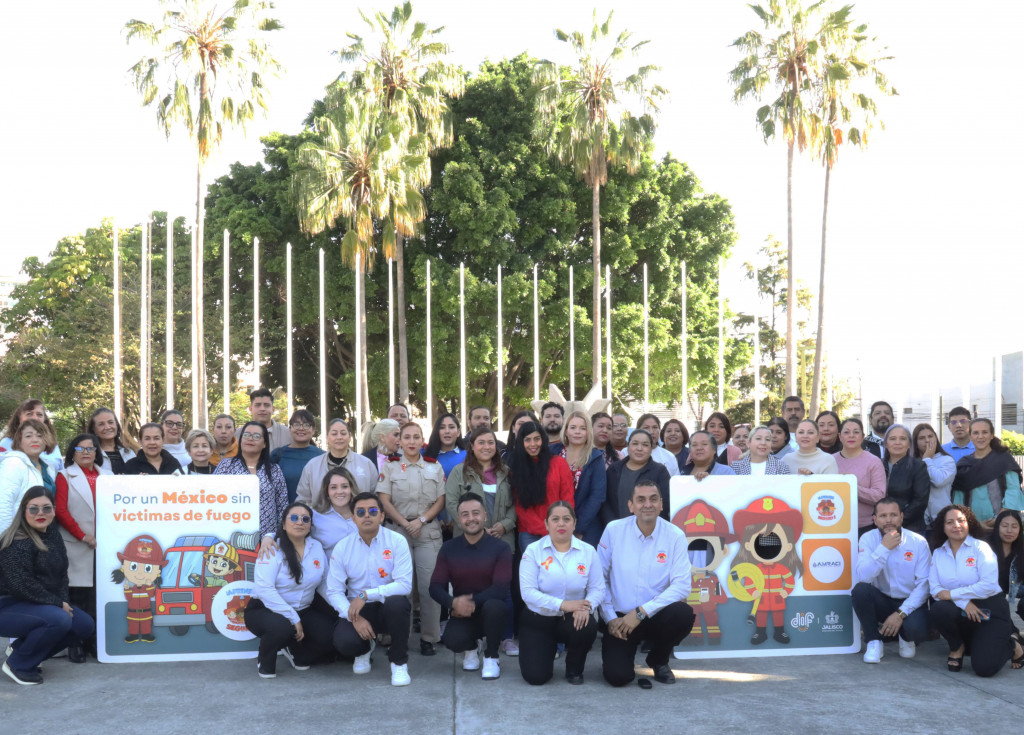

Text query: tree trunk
(811, 163), (831, 416)
(592, 183), (602, 391)
(357, 254), (370, 422)
(396, 231), (409, 403)
(785, 138), (796, 398)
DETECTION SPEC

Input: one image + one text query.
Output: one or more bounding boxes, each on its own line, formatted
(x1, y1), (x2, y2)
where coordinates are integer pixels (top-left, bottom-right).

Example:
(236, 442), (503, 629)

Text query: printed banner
(670, 474), (860, 659)
(96, 475), (262, 663)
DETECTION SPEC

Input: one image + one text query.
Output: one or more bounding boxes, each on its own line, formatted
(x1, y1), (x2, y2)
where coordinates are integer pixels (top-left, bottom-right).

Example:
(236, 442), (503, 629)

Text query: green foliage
(1002, 431), (1024, 456)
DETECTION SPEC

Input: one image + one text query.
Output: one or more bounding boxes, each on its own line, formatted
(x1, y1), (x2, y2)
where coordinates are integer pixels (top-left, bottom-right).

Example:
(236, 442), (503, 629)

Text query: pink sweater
(835, 450), (887, 529)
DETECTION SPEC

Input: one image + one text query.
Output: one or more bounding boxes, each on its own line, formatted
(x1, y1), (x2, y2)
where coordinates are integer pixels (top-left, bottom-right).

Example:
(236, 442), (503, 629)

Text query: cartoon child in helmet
(673, 500), (735, 645)
(111, 535), (169, 644)
(730, 497), (803, 646)
(187, 541), (240, 588)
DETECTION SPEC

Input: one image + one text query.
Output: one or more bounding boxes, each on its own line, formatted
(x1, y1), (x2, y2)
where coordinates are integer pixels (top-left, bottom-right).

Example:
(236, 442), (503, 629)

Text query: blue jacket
(574, 448), (608, 546)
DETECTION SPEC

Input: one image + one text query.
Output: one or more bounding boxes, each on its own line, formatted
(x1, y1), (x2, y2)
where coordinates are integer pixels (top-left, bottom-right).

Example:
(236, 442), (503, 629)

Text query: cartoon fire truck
(153, 530), (259, 635)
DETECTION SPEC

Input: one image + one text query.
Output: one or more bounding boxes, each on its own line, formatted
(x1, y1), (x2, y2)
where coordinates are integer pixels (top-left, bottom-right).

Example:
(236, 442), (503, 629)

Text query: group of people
(0, 390), (1022, 686)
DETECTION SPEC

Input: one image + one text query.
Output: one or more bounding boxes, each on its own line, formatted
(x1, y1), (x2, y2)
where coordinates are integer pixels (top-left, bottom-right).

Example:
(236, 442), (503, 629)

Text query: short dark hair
(630, 479), (661, 501)
(456, 492), (485, 512)
(636, 413), (661, 430)
(138, 422), (164, 439)
(160, 409), (183, 422)
(289, 409), (316, 430)
(873, 496), (903, 514)
(767, 417), (790, 444)
(546, 500), (576, 521)
(869, 401), (893, 415)
(704, 411), (733, 442)
(65, 433), (104, 469)
(349, 491), (381, 513)
(690, 429), (718, 452)
(387, 403), (409, 416)
(948, 406), (971, 421)
(540, 402), (564, 417)
(249, 388), (274, 403)
(212, 413), (236, 427)
(782, 396), (805, 410)
(469, 406), (491, 420)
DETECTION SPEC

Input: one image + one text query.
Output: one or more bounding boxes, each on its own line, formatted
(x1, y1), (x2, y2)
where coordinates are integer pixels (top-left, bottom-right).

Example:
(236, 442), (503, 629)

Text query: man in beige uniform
(377, 428), (447, 657)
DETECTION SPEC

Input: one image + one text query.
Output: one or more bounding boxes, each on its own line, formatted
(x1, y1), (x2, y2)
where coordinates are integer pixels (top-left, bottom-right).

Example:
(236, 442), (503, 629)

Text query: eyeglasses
(949, 420), (969, 427)
(291, 423), (314, 431)
(27, 505), (54, 515)
(241, 432), (264, 441)
(163, 420), (185, 429)
(288, 514), (312, 524)
(612, 423), (628, 429)
(354, 507), (380, 518)
(74, 446), (97, 454)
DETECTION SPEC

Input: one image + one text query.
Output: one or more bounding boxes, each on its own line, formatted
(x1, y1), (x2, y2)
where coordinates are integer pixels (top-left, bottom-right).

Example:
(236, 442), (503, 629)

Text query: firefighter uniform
(687, 574), (728, 641)
(377, 455), (446, 644)
(124, 584), (157, 638)
(673, 500), (735, 645)
(743, 562), (795, 628)
(115, 535), (169, 643)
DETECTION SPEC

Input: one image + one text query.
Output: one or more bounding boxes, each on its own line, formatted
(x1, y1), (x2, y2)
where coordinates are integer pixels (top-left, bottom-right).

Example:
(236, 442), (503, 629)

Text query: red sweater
(514, 455), (575, 535)
(55, 466), (98, 540)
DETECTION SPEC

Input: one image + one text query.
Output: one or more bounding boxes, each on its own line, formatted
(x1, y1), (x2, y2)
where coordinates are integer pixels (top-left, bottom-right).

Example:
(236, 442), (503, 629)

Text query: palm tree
(336, 1), (464, 404)
(293, 87), (427, 421)
(809, 22), (895, 414)
(535, 11), (666, 394)
(730, 0), (850, 398)
(125, 0), (282, 428)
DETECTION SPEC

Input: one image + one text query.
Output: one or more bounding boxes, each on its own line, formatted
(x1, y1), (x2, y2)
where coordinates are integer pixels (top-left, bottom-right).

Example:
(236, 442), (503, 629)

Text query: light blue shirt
(253, 537), (327, 625)
(942, 440), (975, 463)
(326, 525), (412, 620)
(597, 516), (690, 622)
(929, 535), (1001, 610)
(521, 535), (605, 617)
(311, 507), (357, 556)
(856, 528), (931, 614)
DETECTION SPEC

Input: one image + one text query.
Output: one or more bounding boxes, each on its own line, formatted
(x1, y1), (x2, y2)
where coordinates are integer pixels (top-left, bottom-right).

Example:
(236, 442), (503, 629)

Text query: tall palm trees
(126, 0), (281, 428)
(730, 0), (850, 397)
(336, 1), (463, 404)
(535, 11), (666, 393)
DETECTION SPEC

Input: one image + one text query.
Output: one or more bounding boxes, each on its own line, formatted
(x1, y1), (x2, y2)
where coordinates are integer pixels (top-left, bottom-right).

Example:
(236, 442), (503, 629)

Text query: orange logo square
(802, 538), (852, 591)
(801, 481), (852, 535)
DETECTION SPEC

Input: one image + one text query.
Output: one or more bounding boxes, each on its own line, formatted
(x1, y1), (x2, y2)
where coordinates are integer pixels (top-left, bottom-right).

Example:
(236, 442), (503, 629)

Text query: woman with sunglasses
(215, 422), (288, 539)
(54, 433), (110, 662)
(245, 502), (333, 678)
(0, 487), (95, 685)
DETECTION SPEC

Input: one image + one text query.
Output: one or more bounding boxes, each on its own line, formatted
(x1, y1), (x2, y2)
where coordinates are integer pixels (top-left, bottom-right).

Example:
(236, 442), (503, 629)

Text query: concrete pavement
(1, 633), (1019, 734)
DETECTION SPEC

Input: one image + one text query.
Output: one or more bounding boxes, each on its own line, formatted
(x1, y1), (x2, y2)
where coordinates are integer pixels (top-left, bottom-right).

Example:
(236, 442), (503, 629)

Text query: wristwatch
(419, 516), (428, 524)
(357, 591), (368, 602)
(635, 606), (647, 621)
(897, 610), (907, 620)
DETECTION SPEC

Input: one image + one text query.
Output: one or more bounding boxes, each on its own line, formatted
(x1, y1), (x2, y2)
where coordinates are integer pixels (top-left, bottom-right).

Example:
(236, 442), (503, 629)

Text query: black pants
(244, 598), (336, 673)
(518, 608), (597, 685)
(928, 594), (1014, 677)
(602, 601), (695, 687)
(851, 583), (929, 643)
(442, 597), (508, 659)
(333, 596), (411, 665)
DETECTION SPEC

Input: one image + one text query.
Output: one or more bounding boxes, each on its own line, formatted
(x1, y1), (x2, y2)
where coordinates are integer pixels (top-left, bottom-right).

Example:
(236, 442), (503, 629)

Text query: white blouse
(929, 535), (1001, 610)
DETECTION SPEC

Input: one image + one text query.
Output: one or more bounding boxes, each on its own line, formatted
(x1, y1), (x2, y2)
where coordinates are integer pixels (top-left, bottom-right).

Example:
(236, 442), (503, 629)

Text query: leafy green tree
(125, 0), (282, 427)
(730, 0), (851, 397)
(336, 1), (464, 403)
(535, 11), (667, 388)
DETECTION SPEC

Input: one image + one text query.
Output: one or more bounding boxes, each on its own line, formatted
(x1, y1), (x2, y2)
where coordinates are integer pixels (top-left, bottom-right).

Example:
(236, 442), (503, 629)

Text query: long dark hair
(911, 423), (950, 459)
(930, 504), (984, 552)
(277, 502), (314, 583)
(816, 411), (842, 451)
(507, 421), (551, 508)
(64, 433), (105, 469)
(505, 410), (539, 455)
(989, 509), (1024, 584)
(464, 427), (505, 479)
(0, 486), (53, 551)
(767, 417), (790, 445)
(971, 418), (1009, 454)
(424, 413), (465, 458)
(704, 412), (733, 442)
(591, 412), (620, 464)
(88, 407), (135, 451)
(234, 421), (271, 474)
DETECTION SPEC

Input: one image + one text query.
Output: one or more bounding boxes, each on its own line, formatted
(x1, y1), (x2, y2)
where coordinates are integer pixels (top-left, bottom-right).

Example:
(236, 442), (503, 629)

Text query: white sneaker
(463, 646), (481, 671)
(500, 638), (519, 656)
(391, 662), (411, 686)
(282, 647), (310, 671)
(863, 639), (883, 664)
(353, 640), (375, 674)
(481, 657), (500, 680)
(898, 638), (916, 659)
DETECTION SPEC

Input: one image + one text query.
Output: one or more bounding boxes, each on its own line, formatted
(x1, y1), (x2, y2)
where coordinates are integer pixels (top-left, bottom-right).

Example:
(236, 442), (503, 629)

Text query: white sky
(2, 0), (1022, 405)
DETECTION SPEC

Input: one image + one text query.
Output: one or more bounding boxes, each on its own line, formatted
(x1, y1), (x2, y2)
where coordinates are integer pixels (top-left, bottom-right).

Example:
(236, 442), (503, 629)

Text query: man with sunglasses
(326, 492), (414, 686)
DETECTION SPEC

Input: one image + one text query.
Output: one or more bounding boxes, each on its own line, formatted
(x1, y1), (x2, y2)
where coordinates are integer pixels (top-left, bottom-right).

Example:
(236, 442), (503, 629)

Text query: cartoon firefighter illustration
(111, 534), (169, 643)
(673, 500), (734, 645)
(729, 497), (803, 646)
(187, 541), (240, 588)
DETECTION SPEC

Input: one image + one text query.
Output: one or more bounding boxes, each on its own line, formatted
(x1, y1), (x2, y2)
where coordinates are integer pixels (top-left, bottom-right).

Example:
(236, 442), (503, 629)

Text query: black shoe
(420, 640), (436, 656)
(124, 635), (139, 644)
(2, 662), (42, 686)
(68, 645), (87, 663)
(773, 629), (791, 644)
(750, 628), (768, 645)
(413, 617), (421, 634)
(565, 672), (584, 685)
(140, 634), (156, 643)
(652, 664), (676, 684)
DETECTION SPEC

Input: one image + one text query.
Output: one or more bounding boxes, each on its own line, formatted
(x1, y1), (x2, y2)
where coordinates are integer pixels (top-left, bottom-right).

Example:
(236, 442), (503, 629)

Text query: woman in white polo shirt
(518, 501), (605, 685)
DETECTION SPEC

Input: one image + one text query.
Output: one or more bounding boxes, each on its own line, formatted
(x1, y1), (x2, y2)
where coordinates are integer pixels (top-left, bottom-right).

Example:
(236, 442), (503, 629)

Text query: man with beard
(853, 497), (931, 663)
(540, 402), (565, 445)
(864, 401), (893, 459)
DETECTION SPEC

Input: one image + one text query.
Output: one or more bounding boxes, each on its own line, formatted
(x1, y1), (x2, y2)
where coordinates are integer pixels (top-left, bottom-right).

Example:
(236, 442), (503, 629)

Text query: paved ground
(1, 633), (1019, 734)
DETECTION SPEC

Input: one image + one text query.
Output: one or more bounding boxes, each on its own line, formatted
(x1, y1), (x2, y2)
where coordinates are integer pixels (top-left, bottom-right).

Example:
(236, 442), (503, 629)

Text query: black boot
(773, 628), (791, 644)
(750, 627), (768, 645)
(68, 644), (87, 663)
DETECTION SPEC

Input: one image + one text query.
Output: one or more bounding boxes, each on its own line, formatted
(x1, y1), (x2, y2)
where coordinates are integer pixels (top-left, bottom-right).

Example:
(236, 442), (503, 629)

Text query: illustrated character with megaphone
(729, 497), (803, 646)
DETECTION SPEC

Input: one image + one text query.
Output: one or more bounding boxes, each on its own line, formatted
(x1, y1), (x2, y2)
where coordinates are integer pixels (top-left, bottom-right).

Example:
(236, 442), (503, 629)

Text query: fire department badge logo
(904, 551), (914, 562)
(966, 557), (976, 567)
(313, 559), (321, 569)
(656, 552), (667, 564)
(383, 549), (393, 560)
(576, 564), (586, 575)
(211, 582), (256, 641)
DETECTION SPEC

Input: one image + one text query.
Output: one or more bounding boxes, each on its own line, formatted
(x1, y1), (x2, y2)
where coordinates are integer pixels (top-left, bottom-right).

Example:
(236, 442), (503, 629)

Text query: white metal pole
(569, 265), (575, 401)
(286, 242), (294, 417)
(253, 237), (260, 388)
(426, 260), (433, 430)
(753, 268), (760, 426)
(222, 230), (230, 414)
(643, 263), (649, 412)
(497, 264), (503, 431)
(319, 249), (326, 438)
(605, 264), (612, 401)
(355, 252), (362, 445)
(388, 257), (395, 407)
(681, 261), (688, 424)
(190, 223), (198, 423)
(533, 264), (540, 402)
(165, 213), (174, 410)
(460, 263), (467, 432)
(994, 355), (1003, 434)
(113, 222), (122, 423)
(140, 222), (150, 424)
(717, 257), (725, 412)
